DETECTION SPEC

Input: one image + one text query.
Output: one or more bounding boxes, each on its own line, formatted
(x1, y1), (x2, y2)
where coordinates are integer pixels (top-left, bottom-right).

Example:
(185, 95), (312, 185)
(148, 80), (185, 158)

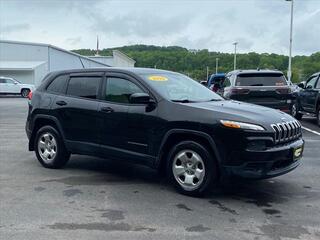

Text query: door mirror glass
(129, 93), (152, 104)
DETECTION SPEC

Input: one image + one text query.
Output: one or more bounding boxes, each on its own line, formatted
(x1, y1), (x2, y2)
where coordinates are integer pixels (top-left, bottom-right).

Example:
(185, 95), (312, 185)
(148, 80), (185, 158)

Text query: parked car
(26, 68), (304, 196)
(207, 73), (225, 91)
(292, 72), (320, 126)
(220, 70), (294, 114)
(0, 76), (34, 98)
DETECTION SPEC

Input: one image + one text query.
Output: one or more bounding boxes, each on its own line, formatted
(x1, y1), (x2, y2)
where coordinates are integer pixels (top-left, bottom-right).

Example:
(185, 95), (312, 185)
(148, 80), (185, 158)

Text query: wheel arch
(29, 115), (65, 151)
(155, 129), (222, 173)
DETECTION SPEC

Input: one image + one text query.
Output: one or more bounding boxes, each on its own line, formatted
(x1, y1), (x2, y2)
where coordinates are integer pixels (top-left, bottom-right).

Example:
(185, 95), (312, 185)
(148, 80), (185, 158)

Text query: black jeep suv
(222, 70), (295, 113)
(292, 72), (320, 127)
(26, 68), (304, 196)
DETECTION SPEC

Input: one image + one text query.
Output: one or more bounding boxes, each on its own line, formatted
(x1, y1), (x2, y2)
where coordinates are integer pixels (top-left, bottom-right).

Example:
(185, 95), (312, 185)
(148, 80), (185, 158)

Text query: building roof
(88, 50), (136, 64)
(0, 61), (46, 70)
(0, 39), (110, 67)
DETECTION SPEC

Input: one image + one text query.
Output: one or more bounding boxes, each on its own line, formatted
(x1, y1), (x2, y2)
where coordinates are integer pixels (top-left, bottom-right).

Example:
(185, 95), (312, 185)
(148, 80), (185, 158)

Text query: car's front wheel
(167, 141), (218, 197)
(21, 88), (30, 98)
(292, 102), (303, 120)
(34, 126), (70, 169)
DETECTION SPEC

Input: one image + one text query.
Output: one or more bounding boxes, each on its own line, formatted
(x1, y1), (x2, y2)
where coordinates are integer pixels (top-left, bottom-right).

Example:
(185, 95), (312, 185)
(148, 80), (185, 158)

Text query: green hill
(73, 45), (320, 83)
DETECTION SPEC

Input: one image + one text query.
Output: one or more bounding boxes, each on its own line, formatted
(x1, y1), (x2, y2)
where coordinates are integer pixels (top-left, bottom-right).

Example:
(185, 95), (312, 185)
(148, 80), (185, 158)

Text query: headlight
(220, 120), (265, 131)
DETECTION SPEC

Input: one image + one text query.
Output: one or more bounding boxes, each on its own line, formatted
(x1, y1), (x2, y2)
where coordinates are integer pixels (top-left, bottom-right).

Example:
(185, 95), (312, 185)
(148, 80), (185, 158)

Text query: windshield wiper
(208, 99), (223, 101)
(171, 99), (191, 103)
(250, 84), (264, 86)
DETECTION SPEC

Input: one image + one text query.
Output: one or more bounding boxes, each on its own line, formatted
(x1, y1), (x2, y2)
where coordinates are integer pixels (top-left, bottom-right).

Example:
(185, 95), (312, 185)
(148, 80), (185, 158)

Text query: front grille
(271, 120), (302, 144)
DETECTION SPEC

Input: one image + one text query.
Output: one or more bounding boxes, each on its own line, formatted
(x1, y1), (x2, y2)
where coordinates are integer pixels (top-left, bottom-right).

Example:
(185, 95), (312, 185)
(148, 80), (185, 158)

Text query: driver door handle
(56, 100), (67, 106)
(101, 107), (114, 113)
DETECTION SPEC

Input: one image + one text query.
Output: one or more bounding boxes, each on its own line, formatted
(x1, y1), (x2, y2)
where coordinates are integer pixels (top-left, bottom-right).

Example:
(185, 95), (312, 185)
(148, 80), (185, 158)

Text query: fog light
(287, 99), (292, 103)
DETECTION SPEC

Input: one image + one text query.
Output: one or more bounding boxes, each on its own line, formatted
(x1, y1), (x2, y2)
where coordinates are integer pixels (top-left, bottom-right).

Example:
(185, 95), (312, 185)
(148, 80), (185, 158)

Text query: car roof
(49, 67), (177, 76)
(228, 69), (284, 75)
(311, 72), (320, 77)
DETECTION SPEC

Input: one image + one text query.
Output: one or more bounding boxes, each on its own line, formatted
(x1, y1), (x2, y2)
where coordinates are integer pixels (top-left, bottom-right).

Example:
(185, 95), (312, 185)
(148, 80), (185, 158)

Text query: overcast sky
(0, 0), (319, 55)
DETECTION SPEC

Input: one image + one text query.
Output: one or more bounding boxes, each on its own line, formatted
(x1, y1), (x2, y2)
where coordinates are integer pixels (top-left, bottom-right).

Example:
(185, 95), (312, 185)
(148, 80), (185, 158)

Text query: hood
(186, 100), (295, 127)
(20, 83), (35, 88)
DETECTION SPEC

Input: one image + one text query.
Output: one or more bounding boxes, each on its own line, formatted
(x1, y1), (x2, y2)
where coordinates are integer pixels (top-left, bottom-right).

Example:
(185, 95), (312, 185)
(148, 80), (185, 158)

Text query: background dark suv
(220, 70), (294, 113)
(292, 72), (320, 126)
(26, 68), (304, 196)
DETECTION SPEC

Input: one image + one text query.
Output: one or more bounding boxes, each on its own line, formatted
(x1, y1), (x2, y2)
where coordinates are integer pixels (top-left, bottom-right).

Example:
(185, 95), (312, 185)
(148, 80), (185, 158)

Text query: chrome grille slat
(271, 120), (301, 144)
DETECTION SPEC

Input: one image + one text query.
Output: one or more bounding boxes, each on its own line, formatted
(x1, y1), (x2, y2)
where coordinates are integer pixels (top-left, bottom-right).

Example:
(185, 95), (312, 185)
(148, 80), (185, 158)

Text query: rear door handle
(101, 107), (114, 113)
(56, 100), (67, 106)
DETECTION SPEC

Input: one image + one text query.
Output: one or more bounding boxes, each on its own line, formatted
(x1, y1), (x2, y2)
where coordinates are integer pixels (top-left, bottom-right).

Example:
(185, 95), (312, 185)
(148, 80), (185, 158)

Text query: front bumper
(223, 138), (304, 179)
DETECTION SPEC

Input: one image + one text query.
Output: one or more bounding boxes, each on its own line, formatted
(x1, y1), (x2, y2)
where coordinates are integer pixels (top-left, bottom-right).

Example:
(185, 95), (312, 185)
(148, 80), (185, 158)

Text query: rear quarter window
(46, 75), (69, 94)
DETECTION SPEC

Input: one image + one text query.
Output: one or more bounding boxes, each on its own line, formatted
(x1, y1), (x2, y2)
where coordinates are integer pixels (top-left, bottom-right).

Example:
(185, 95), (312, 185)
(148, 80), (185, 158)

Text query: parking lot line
(301, 126), (320, 136)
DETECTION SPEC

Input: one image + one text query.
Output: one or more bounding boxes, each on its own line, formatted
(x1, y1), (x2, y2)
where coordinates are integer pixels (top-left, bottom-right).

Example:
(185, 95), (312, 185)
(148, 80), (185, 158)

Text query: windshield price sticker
(148, 75), (168, 81)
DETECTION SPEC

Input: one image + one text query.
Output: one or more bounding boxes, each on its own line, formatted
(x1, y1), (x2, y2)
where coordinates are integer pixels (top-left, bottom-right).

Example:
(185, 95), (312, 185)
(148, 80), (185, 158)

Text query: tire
(34, 125), (70, 169)
(21, 89), (30, 98)
(167, 141), (218, 197)
(292, 102), (303, 120)
(317, 107), (320, 127)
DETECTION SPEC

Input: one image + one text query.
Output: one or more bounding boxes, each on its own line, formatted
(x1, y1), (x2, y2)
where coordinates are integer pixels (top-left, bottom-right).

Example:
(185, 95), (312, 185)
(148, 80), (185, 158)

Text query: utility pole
(95, 35), (99, 56)
(233, 42), (238, 70)
(286, 0), (294, 82)
(206, 66), (209, 81)
(215, 58), (219, 74)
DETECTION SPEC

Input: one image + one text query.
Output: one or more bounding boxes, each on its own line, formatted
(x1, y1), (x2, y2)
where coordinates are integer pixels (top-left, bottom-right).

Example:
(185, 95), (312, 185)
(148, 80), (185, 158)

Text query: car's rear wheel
(21, 89), (30, 98)
(167, 141), (218, 197)
(34, 126), (70, 169)
(292, 102), (303, 120)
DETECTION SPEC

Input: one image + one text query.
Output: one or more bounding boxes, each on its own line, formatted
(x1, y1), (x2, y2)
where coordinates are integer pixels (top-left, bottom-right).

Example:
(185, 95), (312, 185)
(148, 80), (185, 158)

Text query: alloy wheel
(38, 133), (57, 164)
(172, 150), (205, 191)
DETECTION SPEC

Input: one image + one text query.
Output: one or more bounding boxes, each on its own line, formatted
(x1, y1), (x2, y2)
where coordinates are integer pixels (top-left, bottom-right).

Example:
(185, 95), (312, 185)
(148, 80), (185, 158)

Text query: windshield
(140, 73), (223, 102)
(236, 73), (288, 87)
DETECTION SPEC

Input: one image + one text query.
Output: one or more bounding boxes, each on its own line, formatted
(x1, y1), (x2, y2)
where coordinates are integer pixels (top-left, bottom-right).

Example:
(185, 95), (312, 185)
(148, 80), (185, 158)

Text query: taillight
(275, 88), (290, 94)
(27, 91), (33, 100)
(231, 88), (250, 94)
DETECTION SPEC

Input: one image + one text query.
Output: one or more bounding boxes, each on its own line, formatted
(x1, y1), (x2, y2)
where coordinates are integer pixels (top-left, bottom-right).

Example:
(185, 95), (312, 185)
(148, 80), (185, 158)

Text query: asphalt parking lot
(1, 98), (319, 240)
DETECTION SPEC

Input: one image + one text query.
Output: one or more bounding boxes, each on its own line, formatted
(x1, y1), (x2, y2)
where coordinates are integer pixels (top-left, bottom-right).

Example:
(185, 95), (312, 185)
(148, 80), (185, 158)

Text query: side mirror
(129, 93), (153, 104)
(297, 82), (305, 88)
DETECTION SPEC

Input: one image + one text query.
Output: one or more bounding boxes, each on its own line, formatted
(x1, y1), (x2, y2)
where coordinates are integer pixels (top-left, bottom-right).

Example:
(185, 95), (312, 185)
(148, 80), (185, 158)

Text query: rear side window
(236, 73), (287, 87)
(66, 76), (100, 99)
(0, 79), (5, 83)
(105, 77), (144, 103)
(47, 75), (68, 94)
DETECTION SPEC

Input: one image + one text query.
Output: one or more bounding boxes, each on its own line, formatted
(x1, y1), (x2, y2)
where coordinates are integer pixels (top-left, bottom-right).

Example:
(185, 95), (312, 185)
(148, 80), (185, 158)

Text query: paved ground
(1, 98), (319, 240)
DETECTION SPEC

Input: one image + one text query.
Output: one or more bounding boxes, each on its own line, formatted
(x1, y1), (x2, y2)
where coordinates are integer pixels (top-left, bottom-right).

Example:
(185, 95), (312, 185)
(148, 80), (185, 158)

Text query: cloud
(88, 13), (191, 38)
(0, 0), (319, 55)
(65, 37), (82, 45)
(1, 23), (30, 33)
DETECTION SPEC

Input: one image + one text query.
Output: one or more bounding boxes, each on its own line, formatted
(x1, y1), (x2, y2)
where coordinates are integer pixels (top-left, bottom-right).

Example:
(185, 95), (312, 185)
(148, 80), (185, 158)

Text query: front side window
(236, 73), (288, 87)
(47, 75), (68, 94)
(306, 76), (317, 89)
(316, 76), (320, 89)
(66, 76), (100, 99)
(105, 77), (144, 103)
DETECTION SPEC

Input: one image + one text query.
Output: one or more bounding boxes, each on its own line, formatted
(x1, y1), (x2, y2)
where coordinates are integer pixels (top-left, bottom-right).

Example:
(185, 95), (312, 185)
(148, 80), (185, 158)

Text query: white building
(88, 50), (135, 68)
(0, 40), (135, 86)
